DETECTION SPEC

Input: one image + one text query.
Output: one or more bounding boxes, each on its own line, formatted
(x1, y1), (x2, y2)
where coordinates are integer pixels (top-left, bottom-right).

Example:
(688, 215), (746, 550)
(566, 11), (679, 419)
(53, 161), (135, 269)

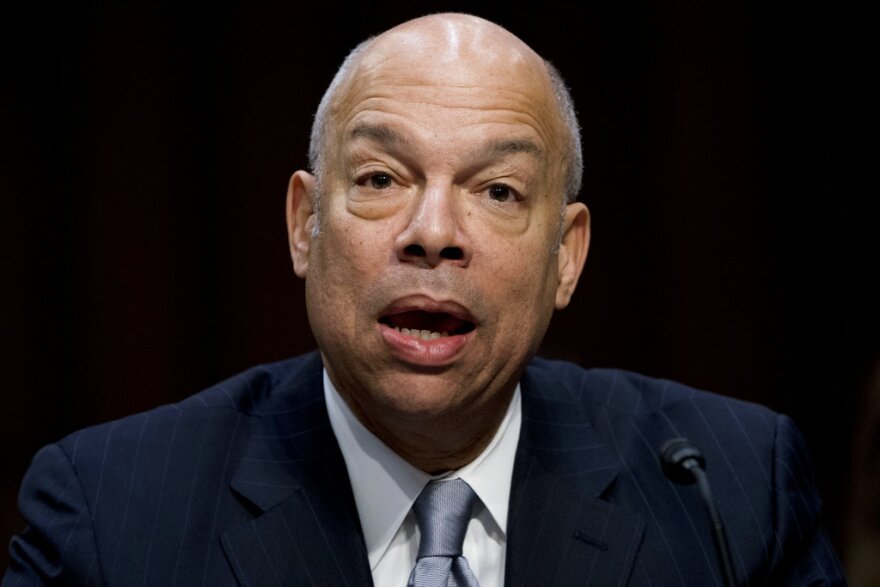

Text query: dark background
(2, 0), (877, 580)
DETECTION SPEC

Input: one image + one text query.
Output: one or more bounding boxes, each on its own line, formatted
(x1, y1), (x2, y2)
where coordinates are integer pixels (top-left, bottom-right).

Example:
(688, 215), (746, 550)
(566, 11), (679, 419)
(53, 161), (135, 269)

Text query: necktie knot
(412, 478), (477, 558)
(408, 478), (481, 586)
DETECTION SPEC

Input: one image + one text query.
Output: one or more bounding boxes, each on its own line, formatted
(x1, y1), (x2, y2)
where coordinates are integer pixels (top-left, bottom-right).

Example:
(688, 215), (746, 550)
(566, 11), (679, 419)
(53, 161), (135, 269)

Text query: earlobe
(555, 202), (591, 309)
(286, 170), (316, 278)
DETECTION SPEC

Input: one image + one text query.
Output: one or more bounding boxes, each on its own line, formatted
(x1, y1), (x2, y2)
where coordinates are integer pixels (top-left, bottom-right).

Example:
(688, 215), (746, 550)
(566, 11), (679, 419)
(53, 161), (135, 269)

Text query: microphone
(659, 438), (738, 587)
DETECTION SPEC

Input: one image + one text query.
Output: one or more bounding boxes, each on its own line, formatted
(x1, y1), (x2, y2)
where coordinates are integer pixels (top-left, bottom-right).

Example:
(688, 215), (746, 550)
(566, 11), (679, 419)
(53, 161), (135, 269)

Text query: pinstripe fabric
(3, 353), (845, 586)
(510, 359), (846, 586)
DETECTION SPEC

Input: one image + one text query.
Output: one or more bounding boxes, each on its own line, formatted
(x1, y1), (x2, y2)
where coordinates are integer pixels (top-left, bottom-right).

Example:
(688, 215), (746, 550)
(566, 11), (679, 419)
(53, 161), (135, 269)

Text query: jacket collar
(503, 363), (645, 586)
(221, 354), (644, 586)
(222, 352), (372, 586)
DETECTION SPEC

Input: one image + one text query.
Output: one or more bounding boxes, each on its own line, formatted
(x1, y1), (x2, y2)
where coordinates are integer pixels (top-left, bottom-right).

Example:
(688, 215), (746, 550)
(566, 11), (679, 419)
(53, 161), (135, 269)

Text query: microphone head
(659, 437), (706, 485)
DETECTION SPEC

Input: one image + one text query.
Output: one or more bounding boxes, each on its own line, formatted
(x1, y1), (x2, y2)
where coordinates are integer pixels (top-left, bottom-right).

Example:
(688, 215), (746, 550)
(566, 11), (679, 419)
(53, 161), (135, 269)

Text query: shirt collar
(323, 369), (522, 571)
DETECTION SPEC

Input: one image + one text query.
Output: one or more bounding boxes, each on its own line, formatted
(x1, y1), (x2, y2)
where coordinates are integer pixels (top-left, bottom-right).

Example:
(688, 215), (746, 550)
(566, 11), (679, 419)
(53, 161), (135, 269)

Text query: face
(287, 20), (590, 436)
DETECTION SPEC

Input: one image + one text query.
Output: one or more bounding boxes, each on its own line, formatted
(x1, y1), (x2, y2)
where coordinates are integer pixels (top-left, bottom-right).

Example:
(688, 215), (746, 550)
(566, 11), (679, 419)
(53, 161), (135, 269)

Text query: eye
(488, 184), (514, 202)
(368, 173), (393, 189)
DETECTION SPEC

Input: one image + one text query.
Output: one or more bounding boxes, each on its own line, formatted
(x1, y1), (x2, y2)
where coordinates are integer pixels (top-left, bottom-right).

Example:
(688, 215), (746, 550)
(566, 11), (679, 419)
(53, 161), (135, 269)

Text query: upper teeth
(394, 326), (449, 340)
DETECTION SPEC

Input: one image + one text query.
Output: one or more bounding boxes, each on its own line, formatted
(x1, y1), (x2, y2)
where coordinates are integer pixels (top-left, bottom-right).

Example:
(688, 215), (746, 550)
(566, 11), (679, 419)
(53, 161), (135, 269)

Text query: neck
(343, 384), (515, 474)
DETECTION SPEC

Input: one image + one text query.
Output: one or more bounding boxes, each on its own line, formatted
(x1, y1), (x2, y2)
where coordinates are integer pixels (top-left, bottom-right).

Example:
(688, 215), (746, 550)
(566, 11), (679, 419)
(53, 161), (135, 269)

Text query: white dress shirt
(324, 370), (522, 587)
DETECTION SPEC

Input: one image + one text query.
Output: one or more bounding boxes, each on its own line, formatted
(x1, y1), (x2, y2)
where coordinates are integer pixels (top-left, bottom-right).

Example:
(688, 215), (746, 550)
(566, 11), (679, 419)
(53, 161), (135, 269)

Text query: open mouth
(378, 310), (476, 341)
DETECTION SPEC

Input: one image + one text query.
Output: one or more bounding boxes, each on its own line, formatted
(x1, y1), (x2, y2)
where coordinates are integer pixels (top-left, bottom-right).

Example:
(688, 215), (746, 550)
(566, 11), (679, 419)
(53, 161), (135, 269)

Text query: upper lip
(378, 294), (478, 325)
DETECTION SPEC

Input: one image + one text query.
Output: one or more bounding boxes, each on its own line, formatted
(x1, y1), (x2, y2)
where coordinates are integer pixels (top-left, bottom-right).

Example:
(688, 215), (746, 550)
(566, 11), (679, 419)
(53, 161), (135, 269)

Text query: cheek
(501, 247), (559, 316)
(311, 215), (396, 303)
(306, 235), (371, 349)
(477, 233), (557, 289)
(317, 232), (367, 287)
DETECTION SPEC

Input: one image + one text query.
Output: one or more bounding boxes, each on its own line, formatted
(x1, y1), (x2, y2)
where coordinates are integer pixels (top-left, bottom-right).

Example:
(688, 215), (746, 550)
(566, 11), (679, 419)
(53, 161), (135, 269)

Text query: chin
(370, 374), (476, 420)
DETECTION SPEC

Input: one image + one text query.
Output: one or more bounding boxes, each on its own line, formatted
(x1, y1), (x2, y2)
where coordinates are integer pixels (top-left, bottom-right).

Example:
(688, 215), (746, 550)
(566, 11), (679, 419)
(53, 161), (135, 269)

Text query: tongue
(387, 311), (469, 334)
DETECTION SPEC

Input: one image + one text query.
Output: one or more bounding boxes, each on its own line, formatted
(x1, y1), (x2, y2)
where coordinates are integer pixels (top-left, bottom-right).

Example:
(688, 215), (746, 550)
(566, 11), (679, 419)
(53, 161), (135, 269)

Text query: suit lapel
(505, 367), (645, 586)
(217, 353), (645, 586)
(221, 354), (372, 586)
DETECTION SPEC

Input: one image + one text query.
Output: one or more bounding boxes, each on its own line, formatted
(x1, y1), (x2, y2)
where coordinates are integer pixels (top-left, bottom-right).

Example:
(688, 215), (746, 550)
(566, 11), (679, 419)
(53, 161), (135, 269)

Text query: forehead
(328, 22), (564, 159)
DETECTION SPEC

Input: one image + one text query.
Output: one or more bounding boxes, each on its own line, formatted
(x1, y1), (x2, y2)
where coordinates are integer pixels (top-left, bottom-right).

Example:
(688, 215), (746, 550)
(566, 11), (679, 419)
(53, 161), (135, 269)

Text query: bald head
(358, 13), (549, 90)
(308, 13), (582, 204)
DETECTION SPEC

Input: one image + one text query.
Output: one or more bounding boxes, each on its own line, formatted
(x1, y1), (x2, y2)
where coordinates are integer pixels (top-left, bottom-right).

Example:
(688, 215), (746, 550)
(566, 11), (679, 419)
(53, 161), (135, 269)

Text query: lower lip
(378, 323), (472, 367)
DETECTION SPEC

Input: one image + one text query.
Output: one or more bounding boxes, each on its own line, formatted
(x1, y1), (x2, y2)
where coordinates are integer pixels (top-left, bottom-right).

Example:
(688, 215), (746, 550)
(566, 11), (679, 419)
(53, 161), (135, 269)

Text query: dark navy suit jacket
(4, 352), (845, 585)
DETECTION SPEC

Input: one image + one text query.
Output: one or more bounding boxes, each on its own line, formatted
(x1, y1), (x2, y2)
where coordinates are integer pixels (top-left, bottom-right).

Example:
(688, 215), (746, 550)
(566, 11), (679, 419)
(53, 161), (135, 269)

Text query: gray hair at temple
(306, 36), (584, 211)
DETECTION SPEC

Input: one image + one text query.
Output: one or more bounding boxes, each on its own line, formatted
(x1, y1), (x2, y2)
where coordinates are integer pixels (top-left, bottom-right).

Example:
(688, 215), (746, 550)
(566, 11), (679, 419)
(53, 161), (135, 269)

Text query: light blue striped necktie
(407, 479), (481, 587)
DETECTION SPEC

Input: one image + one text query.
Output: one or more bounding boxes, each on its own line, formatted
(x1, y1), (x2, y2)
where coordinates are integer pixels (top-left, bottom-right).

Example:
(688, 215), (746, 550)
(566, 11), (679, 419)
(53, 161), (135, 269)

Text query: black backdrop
(2, 0), (877, 576)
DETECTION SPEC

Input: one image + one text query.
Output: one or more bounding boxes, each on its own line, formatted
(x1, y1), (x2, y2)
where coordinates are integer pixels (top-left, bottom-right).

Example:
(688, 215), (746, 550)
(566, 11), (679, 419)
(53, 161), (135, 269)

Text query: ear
(286, 170), (316, 278)
(555, 202), (591, 309)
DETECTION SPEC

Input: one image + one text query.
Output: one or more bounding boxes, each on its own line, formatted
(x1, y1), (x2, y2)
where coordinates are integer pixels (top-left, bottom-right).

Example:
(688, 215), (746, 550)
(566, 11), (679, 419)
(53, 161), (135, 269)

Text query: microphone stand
(660, 438), (738, 587)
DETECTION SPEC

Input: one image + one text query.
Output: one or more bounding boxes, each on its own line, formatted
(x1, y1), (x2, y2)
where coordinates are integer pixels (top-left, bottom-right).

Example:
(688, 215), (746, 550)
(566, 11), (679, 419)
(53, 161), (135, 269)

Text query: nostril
(441, 247), (463, 260)
(404, 244), (426, 257)
(400, 244), (464, 263)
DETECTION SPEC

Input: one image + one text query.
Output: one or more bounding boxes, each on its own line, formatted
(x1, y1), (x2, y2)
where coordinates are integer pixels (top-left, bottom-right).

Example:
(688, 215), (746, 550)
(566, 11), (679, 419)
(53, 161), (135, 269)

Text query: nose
(394, 183), (471, 268)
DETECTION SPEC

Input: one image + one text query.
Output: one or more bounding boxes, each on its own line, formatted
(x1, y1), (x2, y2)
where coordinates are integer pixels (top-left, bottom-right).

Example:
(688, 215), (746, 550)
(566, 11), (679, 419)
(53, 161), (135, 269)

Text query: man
(3, 13), (845, 586)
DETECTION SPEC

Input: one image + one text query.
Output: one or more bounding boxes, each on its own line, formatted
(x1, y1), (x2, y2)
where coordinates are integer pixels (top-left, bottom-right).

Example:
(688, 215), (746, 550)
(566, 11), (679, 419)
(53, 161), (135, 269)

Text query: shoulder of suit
(177, 350), (323, 412)
(524, 356), (778, 421)
(53, 351), (324, 456)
